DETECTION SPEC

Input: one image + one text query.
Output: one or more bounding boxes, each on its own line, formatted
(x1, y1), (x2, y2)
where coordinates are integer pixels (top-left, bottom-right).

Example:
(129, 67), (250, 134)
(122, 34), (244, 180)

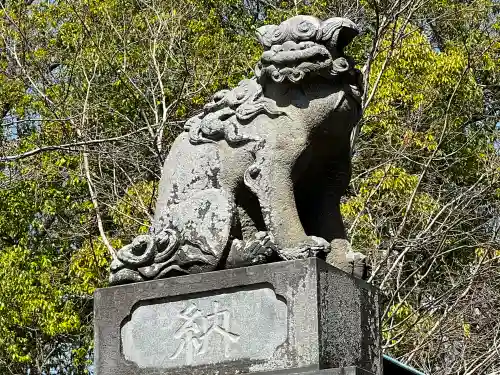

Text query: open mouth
(260, 41), (331, 67)
(256, 40), (347, 83)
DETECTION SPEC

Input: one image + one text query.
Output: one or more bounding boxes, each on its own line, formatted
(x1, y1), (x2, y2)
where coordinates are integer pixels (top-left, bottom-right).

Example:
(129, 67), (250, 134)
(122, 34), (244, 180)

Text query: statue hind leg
(109, 188), (235, 285)
(242, 143), (331, 260)
(166, 188), (235, 273)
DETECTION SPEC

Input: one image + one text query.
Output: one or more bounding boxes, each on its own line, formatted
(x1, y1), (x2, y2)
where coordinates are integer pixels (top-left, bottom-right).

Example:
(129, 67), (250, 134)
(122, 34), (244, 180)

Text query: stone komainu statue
(110, 15), (363, 285)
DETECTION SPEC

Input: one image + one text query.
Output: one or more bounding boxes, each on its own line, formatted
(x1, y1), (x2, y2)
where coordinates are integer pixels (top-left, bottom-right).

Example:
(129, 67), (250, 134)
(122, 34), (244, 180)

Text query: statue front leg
(244, 147), (330, 260)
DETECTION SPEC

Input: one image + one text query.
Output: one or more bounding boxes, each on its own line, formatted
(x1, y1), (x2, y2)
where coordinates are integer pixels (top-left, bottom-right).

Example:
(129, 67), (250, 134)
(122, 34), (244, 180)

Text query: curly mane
(184, 15), (362, 146)
(184, 79), (284, 145)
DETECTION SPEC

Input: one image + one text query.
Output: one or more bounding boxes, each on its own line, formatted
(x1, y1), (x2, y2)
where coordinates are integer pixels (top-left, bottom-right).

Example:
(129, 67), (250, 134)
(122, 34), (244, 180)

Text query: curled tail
(109, 188), (234, 285)
(109, 227), (185, 285)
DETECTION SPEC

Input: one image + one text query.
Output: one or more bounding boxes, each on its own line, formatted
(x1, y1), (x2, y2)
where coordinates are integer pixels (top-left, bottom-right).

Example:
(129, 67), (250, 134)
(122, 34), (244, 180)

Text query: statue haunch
(110, 15), (363, 285)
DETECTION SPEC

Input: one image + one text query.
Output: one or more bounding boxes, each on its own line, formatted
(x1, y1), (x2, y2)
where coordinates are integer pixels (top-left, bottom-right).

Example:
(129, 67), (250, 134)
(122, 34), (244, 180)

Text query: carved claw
(109, 264), (144, 285)
(248, 231), (278, 264)
(154, 228), (179, 263)
(116, 234), (156, 267)
(226, 231), (278, 268)
(277, 236), (331, 260)
(109, 228), (182, 285)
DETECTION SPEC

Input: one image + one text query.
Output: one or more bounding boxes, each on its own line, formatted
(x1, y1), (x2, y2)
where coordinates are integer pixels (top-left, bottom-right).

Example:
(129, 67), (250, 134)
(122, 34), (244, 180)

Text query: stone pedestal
(265, 368), (374, 375)
(94, 258), (381, 375)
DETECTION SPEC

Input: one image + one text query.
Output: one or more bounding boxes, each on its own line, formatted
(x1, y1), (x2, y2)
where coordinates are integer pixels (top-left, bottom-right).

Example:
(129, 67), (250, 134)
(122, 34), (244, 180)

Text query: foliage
(0, 0), (498, 374)
(341, 0), (500, 372)
(0, 0), (264, 373)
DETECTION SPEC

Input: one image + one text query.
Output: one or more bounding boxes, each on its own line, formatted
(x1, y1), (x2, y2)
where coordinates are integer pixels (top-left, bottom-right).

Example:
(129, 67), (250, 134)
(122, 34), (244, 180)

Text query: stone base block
(94, 258), (381, 375)
(263, 366), (373, 375)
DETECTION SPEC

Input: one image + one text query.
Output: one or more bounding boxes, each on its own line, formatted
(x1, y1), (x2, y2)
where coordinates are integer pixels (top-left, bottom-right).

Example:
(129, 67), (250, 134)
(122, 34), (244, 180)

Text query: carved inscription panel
(121, 287), (287, 368)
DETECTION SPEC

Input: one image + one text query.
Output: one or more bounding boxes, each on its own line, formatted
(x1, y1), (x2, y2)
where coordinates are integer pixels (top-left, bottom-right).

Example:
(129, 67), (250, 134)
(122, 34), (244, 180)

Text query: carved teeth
(282, 40), (298, 51)
(261, 44), (330, 65)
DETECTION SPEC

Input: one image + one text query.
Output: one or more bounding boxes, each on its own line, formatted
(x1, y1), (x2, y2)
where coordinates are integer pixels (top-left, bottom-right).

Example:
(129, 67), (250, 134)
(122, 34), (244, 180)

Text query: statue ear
(319, 17), (359, 53)
(256, 25), (278, 50)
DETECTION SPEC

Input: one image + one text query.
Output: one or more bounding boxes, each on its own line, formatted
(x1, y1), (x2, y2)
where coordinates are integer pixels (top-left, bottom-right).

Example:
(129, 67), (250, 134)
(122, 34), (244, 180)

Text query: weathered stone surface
(121, 287), (287, 368)
(109, 15), (364, 285)
(263, 367), (373, 375)
(95, 258), (381, 375)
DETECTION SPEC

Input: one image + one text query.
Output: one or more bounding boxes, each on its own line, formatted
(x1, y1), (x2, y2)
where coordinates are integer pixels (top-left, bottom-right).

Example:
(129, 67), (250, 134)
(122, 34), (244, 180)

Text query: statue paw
(109, 230), (182, 285)
(325, 239), (368, 279)
(116, 234), (157, 266)
(247, 231), (278, 264)
(109, 260), (144, 285)
(226, 231), (278, 267)
(278, 236), (331, 260)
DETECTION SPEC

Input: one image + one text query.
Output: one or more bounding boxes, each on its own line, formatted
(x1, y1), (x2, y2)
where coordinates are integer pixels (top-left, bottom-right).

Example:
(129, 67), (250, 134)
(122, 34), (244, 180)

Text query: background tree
(0, 0), (498, 374)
